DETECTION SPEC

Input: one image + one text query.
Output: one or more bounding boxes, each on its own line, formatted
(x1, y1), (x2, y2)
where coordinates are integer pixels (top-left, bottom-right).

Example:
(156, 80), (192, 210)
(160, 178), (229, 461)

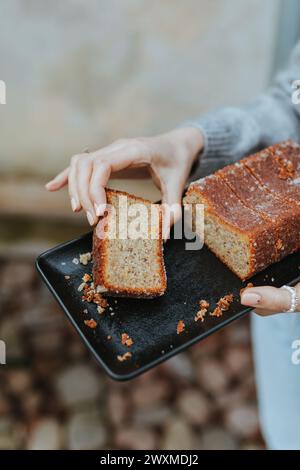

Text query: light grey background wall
(0, 0), (280, 177)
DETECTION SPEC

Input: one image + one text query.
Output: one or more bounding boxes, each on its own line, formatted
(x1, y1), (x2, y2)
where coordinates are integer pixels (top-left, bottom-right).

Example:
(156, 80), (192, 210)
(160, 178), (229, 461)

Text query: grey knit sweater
(185, 40), (300, 165)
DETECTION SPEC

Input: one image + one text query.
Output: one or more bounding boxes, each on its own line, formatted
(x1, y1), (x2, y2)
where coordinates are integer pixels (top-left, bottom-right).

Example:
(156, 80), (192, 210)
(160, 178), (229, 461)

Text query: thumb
(241, 284), (300, 313)
(161, 178), (184, 241)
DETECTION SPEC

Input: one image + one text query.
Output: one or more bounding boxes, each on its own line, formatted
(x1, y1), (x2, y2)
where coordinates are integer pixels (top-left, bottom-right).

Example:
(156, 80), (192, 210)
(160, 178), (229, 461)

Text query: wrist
(172, 127), (204, 164)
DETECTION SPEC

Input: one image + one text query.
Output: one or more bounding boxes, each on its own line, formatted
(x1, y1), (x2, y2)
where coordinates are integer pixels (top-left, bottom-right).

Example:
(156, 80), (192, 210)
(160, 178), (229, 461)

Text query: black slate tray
(36, 230), (300, 381)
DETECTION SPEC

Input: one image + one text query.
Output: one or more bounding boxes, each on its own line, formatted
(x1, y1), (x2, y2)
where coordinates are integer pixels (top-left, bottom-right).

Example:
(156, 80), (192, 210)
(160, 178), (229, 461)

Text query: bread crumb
(64, 275), (70, 280)
(84, 318), (97, 329)
(177, 320), (185, 334)
(77, 282), (87, 292)
(82, 273), (91, 282)
(240, 283), (254, 295)
(117, 352), (132, 362)
(195, 309), (207, 322)
(121, 333), (134, 347)
(79, 252), (92, 265)
(210, 306), (223, 318)
(210, 293), (234, 317)
(195, 299), (209, 322)
(97, 305), (105, 315)
(199, 299), (210, 309)
(83, 309), (88, 314)
(107, 335), (112, 340)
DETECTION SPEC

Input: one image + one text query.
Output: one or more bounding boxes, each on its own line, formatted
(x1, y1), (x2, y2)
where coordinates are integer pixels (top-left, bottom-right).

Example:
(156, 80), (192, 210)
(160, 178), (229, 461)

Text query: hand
(240, 283), (300, 316)
(45, 127), (204, 238)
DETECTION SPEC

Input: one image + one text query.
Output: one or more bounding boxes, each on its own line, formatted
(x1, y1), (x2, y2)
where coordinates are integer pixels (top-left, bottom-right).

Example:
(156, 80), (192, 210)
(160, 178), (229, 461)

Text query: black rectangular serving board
(36, 231), (300, 381)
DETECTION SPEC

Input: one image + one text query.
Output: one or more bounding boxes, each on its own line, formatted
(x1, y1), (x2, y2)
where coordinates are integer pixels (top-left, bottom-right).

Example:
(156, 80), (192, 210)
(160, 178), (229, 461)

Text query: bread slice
(93, 189), (166, 298)
(184, 140), (300, 280)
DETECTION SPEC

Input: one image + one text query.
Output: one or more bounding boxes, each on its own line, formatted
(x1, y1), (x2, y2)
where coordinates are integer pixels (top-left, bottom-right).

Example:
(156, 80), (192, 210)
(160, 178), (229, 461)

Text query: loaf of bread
(93, 189), (167, 298)
(184, 141), (300, 280)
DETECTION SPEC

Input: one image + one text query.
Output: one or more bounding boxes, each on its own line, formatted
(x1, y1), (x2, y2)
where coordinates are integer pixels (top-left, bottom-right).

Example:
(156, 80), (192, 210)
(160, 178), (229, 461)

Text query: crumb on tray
(210, 293), (234, 318)
(84, 318), (97, 329)
(79, 252), (92, 265)
(121, 333), (134, 347)
(117, 352), (132, 362)
(176, 320), (185, 335)
(240, 283), (254, 295)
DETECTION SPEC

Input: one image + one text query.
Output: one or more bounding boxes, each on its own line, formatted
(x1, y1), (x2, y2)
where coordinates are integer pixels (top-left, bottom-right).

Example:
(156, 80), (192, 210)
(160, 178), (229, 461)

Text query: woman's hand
(45, 127), (203, 237)
(241, 283), (300, 316)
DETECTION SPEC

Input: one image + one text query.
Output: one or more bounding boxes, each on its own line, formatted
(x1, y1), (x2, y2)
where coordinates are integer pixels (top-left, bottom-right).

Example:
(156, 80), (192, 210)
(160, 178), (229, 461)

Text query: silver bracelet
(281, 285), (299, 313)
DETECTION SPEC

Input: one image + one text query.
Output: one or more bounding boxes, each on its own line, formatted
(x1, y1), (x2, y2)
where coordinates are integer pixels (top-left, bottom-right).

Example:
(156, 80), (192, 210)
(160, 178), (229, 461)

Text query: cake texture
(184, 140), (300, 280)
(93, 189), (167, 298)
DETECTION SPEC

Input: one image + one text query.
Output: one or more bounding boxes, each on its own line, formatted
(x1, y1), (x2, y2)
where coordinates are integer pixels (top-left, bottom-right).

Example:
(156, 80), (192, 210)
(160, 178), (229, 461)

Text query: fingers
(161, 175), (184, 241)
(240, 283), (300, 315)
(76, 158), (97, 225)
(68, 155), (81, 213)
(47, 139), (150, 224)
(89, 162), (111, 217)
(45, 168), (69, 191)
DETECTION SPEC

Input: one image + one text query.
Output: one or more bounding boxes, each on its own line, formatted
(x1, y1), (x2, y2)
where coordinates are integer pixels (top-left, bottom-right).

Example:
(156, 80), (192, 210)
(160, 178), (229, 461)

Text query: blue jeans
(252, 312), (300, 449)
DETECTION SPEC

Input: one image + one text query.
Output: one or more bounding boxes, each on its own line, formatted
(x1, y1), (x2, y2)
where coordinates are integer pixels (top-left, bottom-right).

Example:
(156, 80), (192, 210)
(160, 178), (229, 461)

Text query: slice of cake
(184, 173), (277, 280)
(216, 161), (300, 261)
(184, 140), (300, 280)
(243, 140), (300, 206)
(93, 189), (167, 298)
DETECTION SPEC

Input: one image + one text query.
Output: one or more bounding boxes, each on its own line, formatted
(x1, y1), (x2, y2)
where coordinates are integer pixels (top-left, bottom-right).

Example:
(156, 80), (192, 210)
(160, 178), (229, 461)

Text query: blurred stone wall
(0, 0), (280, 177)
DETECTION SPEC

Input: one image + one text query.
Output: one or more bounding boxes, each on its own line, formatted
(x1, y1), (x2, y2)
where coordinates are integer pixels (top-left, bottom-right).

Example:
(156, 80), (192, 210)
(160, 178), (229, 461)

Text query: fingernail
(45, 181), (53, 189)
(87, 211), (95, 226)
(241, 292), (261, 306)
(71, 198), (78, 212)
(94, 203), (106, 217)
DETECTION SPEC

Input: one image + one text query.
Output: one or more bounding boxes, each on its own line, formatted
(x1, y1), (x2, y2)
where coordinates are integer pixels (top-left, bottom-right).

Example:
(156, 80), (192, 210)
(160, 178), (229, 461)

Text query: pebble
(7, 369), (32, 395)
(163, 353), (194, 381)
(224, 346), (252, 378)
(199, 427), (238, 450)
(0, 262), (35, 296)
(196, 358), (229, 395)
(133, 406), (171, 427)
(67, 409), (107, 450)
(55, 364), (104, 408)
(115, 426), (157, 450)
(224, 403), (260, 439)
(162, 417), (195, 450)
(107, 391), (129, 427)
(132, 379), (170, 408)
(177, 389), (212, 426)
(27, 418), (63, 450)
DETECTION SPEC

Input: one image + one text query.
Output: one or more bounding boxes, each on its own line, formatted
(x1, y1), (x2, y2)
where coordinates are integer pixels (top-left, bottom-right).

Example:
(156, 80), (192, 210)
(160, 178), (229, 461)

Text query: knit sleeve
(181, 40), (300, 166)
